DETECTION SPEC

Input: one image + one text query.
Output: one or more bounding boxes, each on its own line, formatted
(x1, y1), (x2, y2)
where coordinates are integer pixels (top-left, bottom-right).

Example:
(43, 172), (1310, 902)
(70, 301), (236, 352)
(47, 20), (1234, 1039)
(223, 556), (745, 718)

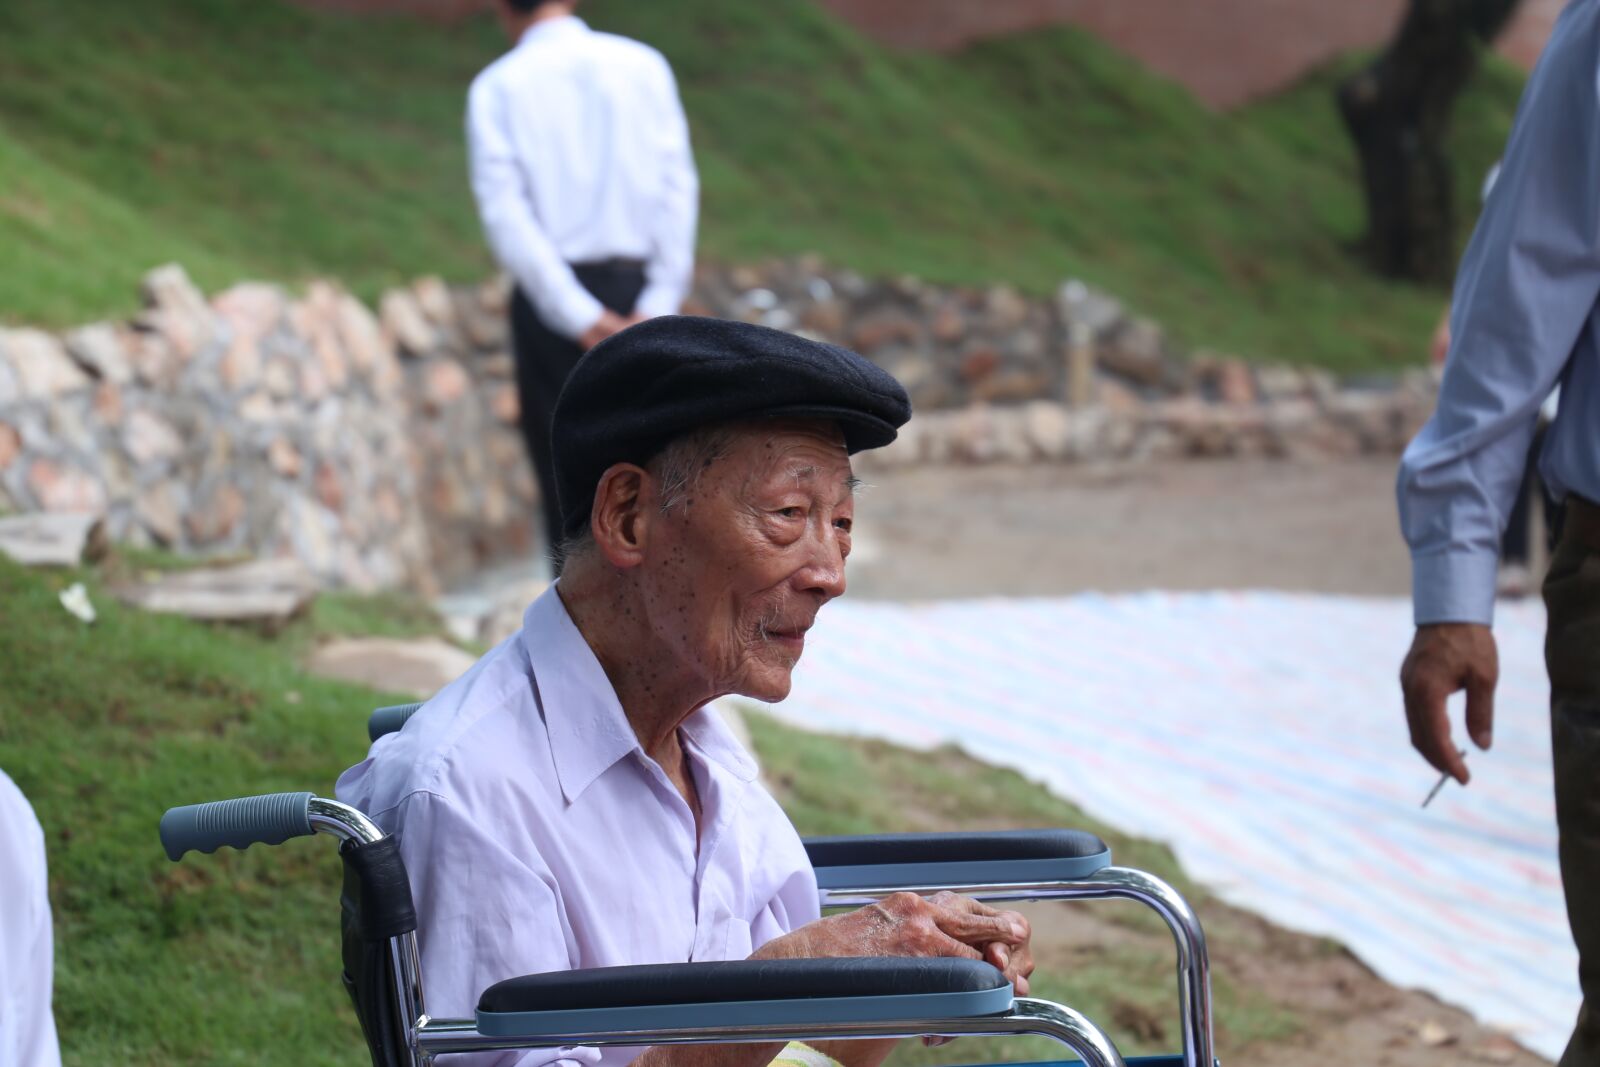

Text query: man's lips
(765, 622), (812, 649)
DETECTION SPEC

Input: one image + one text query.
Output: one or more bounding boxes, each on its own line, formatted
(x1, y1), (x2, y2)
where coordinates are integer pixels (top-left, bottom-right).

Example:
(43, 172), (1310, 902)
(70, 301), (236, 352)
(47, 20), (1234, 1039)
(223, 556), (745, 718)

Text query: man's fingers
(1406, 679), (1470, 784)
(931, 905), (1027, 947)
(985, 942), (1010, 972)
(1465, 669), (1496, 752)
(930, 891), (1002, 917)
(923, 929), (984, 961)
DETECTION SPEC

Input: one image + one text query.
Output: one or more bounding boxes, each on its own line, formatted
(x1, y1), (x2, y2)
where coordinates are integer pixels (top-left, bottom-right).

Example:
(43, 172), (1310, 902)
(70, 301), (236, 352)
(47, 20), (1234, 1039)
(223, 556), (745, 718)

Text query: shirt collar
(523, 585), (760, 805)
(516, 14), (589, 47)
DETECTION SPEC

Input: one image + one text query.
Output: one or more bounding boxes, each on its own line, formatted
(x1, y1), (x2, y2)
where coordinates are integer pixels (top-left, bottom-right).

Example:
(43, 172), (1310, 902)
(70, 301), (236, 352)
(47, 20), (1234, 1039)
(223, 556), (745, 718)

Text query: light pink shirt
(335, 586), (819, 1067)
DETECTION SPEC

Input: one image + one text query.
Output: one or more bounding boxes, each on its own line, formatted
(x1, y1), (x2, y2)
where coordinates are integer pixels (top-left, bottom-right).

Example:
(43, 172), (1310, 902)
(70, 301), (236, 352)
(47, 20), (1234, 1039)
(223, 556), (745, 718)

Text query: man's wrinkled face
(640, 420), (855, 704)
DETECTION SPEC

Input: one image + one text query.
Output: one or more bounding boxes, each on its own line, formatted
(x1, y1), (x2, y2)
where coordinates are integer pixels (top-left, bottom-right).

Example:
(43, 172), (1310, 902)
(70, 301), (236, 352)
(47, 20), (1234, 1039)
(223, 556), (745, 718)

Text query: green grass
(0, 0), (1522, 370)
(0, 552), (1303, 1065)
(0, 554), (404, 1065)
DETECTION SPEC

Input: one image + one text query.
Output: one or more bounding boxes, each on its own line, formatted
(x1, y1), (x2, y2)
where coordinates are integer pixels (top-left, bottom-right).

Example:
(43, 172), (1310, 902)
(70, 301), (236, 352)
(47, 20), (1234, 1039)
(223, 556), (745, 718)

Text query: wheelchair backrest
(340, 835), (419, 1067)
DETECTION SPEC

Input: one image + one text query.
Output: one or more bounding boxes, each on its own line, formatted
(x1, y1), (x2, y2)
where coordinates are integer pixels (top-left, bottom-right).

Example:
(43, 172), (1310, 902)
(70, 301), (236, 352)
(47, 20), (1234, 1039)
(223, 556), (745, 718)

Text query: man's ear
(589, 463), (654, 568)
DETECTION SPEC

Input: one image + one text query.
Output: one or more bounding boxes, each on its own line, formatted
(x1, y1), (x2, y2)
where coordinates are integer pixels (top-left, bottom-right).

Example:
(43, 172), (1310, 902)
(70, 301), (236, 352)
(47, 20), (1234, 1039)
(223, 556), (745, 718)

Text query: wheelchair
(158, 702), (1217, 1067)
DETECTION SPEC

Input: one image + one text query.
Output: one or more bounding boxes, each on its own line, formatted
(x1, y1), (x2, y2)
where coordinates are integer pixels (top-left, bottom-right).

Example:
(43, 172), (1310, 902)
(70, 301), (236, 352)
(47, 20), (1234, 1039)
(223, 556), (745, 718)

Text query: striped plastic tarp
(742, 591), (1575, 1060)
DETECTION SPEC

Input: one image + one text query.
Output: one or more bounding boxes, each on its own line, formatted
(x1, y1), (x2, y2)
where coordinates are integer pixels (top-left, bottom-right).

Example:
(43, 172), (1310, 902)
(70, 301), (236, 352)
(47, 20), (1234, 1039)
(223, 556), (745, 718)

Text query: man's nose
(799, 529), (847, 600)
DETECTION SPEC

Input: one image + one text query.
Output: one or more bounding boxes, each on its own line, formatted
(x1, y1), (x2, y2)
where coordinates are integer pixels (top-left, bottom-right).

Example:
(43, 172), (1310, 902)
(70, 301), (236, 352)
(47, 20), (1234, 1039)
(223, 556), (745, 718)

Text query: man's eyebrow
(780, 465), (861, 493)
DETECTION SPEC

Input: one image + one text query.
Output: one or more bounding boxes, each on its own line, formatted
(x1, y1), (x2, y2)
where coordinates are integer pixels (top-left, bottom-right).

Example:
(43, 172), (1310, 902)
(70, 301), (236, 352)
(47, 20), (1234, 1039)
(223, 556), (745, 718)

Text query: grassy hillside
(0, 0), (1523, 369)
(1, 552), (1313, 1065)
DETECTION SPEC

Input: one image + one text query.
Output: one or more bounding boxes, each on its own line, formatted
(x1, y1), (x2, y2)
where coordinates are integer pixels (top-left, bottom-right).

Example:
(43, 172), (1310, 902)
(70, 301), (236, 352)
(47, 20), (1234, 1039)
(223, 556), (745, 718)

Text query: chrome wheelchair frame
(156, 704), (1216, 1067)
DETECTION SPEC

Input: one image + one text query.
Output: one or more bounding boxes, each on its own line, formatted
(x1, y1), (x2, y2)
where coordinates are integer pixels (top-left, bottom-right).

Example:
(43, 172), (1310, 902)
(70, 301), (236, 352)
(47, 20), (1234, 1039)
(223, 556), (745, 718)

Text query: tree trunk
(1337, 0), (1522, 284)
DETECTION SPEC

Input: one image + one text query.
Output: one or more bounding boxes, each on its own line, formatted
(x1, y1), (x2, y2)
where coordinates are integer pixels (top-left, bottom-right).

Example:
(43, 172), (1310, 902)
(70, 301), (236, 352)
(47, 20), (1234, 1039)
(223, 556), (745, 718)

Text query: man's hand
(579, 309), (631, 351)
(756, 891), (1034, 994)
(1400, 622), (1498, 784)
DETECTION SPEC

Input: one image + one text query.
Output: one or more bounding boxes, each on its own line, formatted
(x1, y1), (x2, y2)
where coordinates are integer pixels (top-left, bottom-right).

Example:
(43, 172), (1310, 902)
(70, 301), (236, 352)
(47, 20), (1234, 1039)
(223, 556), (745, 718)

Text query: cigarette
(1420, 748), (1469, 808)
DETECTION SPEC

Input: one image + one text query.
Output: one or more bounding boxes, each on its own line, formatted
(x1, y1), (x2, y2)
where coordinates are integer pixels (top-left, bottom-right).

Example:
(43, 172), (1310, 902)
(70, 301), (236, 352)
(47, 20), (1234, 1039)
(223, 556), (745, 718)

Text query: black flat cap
(551, 315), (912, 538)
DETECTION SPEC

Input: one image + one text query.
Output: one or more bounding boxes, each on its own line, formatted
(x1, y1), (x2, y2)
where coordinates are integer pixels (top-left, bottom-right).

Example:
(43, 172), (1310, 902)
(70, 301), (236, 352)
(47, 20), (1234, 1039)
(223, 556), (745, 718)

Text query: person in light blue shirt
(1396, 4), (1600, 1064)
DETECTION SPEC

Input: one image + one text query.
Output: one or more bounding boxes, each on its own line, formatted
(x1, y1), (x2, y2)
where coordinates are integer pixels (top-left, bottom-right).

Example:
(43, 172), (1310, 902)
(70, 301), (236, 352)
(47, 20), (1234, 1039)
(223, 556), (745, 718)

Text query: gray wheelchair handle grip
(368, 702), (423, 742)
(160, 792), (316, 861)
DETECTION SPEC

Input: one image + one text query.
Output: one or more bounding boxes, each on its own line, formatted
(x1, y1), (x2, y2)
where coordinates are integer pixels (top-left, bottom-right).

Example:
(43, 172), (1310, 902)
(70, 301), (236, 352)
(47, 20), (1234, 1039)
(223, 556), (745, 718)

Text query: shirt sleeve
(1396, 36), (1600, 626)
(0, 772), (61, 1067)
(633, 54), (700, 320)
(396, 790), (603, 1067)
(747, 790), (822, 953)
(466, 73), (604, 342)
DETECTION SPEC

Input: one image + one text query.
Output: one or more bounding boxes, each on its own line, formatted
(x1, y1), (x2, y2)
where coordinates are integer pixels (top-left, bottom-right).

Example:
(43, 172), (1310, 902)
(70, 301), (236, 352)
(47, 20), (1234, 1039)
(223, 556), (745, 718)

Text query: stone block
(1216, 358), (1256, 406)
(972, 368), (1050, 405)
(334, 292), (385, 375)
(6, 329), (91, 398)
(128, 331), (180, 388)
(958, 343), (1002, 385)
(1098, 317), (1170, 389)
(413, 275), (456, 328)
(214, 282), (285, 339)
(850, 311), (921, 354)
(135, 483), (183, 546)
(267, 436), (302, 478)
(930, 300), (966, 345)
(64, 323), (134, 384)
(140, 263), (216, 359)
(0, 423), (19, 470)
(1022, 401), (1073, 461)
(314, 461), (344, 513)
(92, 382), (123, 426)
(477, 352), (515, 379)
(1254, 364), (1308, 401)
(263, 356), (298, 399)
(185, 482), (246, 544)
(380, 289), (436, 357)
(123, 409), (184, 466)
(1056, 279), (1124, 335)
(424, 358), (472, 410)
(220, 336), (264, 392)
(491, 382), (520, 424)
(26, 457), (106, 515)
(984, 284), (1029, 331)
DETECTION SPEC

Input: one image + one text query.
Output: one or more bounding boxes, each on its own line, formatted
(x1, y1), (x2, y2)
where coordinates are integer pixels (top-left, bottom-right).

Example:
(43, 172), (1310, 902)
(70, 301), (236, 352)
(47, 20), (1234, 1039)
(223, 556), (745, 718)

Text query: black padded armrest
(803, 829), (1111, 890)
(476, 957), (1011, 1038)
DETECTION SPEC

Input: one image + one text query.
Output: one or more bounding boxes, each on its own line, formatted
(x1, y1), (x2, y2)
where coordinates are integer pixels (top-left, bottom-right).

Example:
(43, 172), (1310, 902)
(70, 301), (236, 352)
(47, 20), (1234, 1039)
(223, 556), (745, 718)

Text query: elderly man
(337, 318), (1033, 1067)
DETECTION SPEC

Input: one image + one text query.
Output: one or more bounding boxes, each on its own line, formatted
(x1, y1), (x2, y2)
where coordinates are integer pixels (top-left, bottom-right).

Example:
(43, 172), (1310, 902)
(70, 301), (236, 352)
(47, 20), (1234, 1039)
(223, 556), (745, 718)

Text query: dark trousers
(1545, 494), (1600, 1067)
(509, 260), (645, 569)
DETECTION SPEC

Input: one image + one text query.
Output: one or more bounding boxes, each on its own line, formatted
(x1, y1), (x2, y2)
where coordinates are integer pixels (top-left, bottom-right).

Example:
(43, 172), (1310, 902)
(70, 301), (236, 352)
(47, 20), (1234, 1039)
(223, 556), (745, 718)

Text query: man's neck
(505, 2), (576, 42)
(557, 569), (723, 765)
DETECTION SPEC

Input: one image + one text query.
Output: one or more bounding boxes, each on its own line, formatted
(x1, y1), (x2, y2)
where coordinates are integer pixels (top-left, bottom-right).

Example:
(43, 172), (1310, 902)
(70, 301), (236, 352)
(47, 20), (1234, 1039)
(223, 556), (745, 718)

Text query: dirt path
(846, 457), (1415, 601)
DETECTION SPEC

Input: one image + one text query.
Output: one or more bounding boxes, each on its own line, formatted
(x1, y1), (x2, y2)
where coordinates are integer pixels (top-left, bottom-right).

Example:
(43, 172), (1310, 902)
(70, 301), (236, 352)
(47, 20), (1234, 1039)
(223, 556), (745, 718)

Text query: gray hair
(557, 425), (737, 564)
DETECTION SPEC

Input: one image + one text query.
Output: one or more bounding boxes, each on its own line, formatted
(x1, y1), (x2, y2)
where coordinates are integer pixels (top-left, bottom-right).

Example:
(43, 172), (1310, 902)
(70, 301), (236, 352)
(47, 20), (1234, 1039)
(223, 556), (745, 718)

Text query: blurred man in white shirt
(467, 0), (699, 569)
(0, 768), (62, 1067)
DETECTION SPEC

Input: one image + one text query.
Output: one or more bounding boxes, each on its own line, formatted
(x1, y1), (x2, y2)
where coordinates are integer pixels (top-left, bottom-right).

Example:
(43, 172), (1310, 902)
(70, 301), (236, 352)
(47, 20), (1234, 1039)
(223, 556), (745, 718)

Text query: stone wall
(674, 257), (1437, 467)
(0, 267), (441, 591)
(0, 259), (1437, 592)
